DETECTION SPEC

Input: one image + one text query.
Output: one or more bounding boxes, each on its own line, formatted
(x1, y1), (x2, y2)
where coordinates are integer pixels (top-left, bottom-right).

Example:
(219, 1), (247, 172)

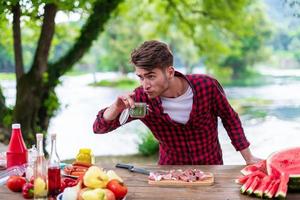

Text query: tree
(218, 2), (271, 79)
(0, 0), (122, 145)
(0, 0), (269, 146)
(112, 0), (269, 76)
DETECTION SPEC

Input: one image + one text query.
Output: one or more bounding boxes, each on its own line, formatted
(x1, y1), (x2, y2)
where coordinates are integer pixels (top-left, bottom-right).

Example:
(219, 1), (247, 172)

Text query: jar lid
(119, 108), (129, 125)
(79, 148), (91, 153)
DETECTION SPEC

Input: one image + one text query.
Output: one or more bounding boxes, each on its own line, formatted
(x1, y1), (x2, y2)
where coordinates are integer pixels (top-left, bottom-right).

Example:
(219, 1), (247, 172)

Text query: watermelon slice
(240, 176), (255, 194)
(267, 147), (300, 191)
(265, 179), (280, 198)
(245, 176), (260, 195)
(275, 173), (289, 199)
(253, 175), (274, 198)
(263, 179), (277, 197)
(241, 160), (266, 175)
(235, 170), (266, 185)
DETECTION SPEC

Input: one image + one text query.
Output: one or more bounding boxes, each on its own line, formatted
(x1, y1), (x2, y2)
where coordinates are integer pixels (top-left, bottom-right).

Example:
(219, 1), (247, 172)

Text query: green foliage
(97, 0), (270, 79)
(90, 77), (139, 90)
(0, 73), (16, 80)
(138, 130), (159, 156)
(43, 89), (60, 117)
(0, 86), (13, 128)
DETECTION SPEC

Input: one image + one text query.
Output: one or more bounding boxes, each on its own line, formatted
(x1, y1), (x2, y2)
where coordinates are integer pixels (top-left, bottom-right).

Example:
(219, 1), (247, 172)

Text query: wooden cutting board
(148, 172), (214, 186)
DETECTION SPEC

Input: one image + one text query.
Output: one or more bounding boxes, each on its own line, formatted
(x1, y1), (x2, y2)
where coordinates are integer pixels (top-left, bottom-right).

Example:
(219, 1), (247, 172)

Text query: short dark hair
(131, 40), (173, 70)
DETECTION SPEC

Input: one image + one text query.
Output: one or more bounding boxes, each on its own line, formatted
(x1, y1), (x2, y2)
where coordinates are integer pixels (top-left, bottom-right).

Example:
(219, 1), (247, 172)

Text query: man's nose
(142, 79), (150, 90)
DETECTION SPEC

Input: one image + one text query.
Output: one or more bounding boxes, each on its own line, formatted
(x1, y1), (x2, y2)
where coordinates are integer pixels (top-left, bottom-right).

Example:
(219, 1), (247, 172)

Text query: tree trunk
(13, 3), (57, 146)
(12, 2), (24, 80)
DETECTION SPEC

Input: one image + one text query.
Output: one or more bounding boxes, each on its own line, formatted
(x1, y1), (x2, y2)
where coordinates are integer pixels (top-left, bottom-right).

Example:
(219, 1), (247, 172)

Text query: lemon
(34, 177), (47, 196)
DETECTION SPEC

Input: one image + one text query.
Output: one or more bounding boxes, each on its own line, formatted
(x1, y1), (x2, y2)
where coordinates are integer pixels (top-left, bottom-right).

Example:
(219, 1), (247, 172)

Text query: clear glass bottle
(48, 133), (61, 197)
(33, 133), (48, 200)
(26, 145), (37, 181)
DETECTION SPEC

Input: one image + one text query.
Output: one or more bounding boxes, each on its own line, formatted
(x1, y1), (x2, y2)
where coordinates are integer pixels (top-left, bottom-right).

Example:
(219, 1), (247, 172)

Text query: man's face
(135, 67), (172, 99)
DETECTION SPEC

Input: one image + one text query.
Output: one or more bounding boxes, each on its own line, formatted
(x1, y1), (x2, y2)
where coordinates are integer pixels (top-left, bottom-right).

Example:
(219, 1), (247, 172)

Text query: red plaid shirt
(93, 71), (250, 165)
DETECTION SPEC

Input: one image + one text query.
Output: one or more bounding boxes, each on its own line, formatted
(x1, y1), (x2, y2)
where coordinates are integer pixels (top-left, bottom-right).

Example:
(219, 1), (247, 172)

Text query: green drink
(129, 102), (147, 118)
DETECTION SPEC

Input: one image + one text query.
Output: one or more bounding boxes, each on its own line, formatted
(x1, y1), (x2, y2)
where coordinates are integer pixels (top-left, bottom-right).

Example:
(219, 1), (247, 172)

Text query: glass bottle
(33, 133), (48, 200)
(26, 145), (37, 181)
(75, 148), (95, 165)
(48, 133), (61, 197)
(6, 123), (28, 168)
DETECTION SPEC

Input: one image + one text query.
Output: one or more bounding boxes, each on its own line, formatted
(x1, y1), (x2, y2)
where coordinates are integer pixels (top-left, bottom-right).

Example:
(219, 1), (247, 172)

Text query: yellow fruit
(106, 170), (123, 183)
(34, 177), (47, 196)
(84, 166), (109, 188)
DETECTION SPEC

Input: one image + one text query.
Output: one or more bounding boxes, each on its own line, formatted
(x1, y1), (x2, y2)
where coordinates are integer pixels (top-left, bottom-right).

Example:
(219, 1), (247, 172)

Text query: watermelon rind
(288, 174), (300, 191)
(274, 191), (287, 199)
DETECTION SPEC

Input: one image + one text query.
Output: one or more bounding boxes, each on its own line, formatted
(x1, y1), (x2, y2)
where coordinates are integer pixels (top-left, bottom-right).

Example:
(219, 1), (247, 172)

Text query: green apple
(81, 188), (106, 200)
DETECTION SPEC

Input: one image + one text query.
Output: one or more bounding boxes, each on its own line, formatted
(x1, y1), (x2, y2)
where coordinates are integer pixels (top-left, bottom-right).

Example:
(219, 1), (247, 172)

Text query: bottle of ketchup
(6, 123), (28, 168)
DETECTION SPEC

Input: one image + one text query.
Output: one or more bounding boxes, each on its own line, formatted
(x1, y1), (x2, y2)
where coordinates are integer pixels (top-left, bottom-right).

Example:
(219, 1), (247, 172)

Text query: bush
(138, 130), (159, 156)
(90, 77), (139, 90)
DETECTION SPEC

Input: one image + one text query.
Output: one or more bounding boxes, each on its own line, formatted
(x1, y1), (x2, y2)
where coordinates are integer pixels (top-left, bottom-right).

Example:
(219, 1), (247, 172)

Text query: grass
(0, 73), (15, 80)
(90, 77), (139, 90)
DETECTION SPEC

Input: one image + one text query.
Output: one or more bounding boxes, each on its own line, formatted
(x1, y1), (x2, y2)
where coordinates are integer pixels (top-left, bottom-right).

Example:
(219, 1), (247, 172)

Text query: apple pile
(62, 166), (127, 200)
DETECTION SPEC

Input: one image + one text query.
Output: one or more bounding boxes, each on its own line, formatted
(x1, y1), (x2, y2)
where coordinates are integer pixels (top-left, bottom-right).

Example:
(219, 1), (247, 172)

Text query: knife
(115, 163), (150, 175)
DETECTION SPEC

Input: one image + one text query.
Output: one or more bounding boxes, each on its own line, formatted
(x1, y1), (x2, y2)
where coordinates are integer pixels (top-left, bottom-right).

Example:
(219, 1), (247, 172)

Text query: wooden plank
(148, 172), (214, 186)
(1, 165), (300, 200)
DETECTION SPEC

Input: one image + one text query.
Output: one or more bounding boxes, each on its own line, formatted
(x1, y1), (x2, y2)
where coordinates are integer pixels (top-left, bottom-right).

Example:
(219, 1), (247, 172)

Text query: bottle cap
(51, 133), (57, 139)
(12, 124), (21, 129)
(119, 108), (129, 125)
(36, 133), (43, 140)
(79, 148), (91, 153)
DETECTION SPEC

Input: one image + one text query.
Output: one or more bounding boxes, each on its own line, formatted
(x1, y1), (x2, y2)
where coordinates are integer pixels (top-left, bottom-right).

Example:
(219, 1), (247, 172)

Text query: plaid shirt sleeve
(93, 108), (121, 133)
(212, 78), (250, 151)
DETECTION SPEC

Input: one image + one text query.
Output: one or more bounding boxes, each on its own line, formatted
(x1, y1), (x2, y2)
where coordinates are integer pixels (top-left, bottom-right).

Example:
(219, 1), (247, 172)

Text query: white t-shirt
(161, 86), (193, 124)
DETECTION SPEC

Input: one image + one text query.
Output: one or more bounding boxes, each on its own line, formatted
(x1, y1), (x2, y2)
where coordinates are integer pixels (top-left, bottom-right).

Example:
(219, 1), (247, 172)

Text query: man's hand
(245, 155), (263, 165)
(240, 147), (263, 165)
(103, 92), (135, 121)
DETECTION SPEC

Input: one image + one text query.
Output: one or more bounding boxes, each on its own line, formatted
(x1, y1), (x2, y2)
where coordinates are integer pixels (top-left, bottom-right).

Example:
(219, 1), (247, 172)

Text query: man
(93, 40), (261, 165)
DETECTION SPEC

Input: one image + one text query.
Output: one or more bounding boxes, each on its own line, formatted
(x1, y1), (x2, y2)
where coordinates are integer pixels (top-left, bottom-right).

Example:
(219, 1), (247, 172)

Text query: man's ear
(166, 66), (175, 79)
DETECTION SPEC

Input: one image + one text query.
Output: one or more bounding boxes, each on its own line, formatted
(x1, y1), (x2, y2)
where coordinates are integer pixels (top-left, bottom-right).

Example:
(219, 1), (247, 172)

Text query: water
(1, 69), (300, 164)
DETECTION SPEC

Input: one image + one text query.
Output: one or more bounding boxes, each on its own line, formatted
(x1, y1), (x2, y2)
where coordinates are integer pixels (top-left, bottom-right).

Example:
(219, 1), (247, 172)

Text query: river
(1, 68), (300, 164)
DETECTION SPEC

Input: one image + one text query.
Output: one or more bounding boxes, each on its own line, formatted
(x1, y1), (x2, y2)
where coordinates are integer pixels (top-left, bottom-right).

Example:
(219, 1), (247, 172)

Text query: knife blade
(115, 163), (150, 175)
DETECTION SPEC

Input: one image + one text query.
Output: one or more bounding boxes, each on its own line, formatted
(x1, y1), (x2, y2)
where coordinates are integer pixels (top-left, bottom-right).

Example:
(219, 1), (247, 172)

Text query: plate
(56, 193), (63, 200)
(61, 170), (79, 179)
(57, 192), (127, 200)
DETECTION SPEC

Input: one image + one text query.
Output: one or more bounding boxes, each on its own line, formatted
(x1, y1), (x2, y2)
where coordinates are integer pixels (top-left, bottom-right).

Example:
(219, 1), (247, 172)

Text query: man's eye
(139, 77), (144, 81)
(148, 75), (155, 79)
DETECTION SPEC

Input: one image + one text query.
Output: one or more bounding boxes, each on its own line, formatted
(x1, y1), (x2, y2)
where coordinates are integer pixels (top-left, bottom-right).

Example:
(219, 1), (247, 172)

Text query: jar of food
(75, 148), (94, 165)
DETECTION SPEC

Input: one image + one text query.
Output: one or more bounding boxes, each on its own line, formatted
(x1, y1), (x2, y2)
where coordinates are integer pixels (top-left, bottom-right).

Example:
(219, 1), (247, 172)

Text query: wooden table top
(0, 165), (299, 199)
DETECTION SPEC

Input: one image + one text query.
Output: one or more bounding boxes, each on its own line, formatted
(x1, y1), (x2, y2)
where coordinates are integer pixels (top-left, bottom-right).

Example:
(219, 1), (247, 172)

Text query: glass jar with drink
(48, 133), (61, 197)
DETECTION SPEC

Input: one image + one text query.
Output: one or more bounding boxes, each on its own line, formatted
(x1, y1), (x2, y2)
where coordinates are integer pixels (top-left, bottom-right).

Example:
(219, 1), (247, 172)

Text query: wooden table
(0, 165), (299, 199)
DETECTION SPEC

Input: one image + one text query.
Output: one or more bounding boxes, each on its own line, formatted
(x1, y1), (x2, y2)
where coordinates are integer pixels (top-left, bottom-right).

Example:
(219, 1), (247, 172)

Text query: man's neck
(161, 76), (188, 98)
